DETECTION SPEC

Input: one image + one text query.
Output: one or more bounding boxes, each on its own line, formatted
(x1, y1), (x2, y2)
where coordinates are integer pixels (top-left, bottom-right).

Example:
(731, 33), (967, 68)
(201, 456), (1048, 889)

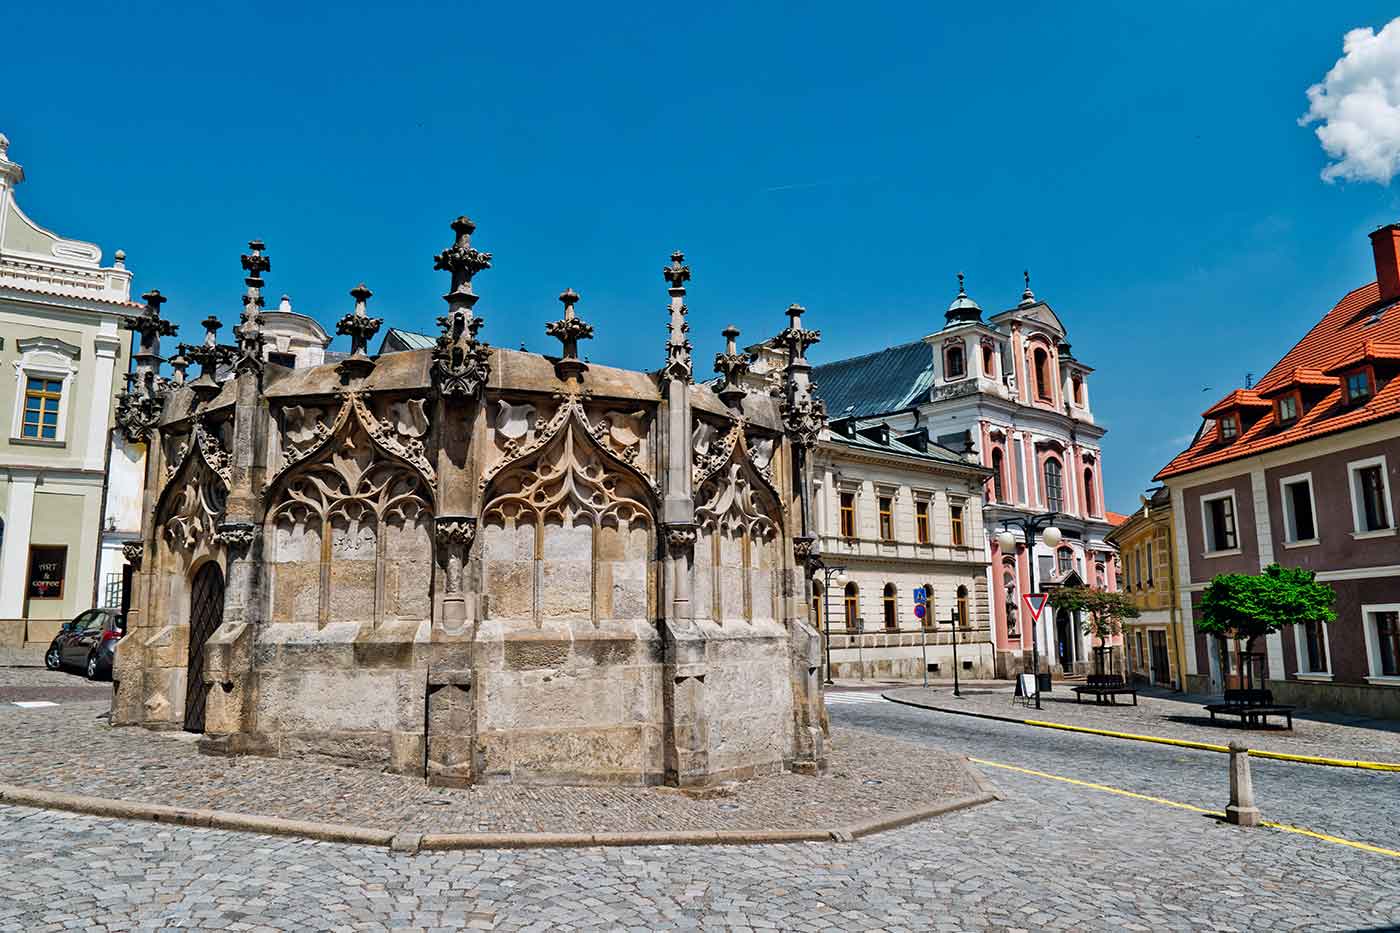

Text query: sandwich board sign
(1023, 592), (1050, 624)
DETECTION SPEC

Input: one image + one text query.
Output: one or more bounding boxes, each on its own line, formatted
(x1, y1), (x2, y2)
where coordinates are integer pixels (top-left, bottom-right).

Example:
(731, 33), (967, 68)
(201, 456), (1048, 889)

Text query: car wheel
(45, 646), (62, 671)
(85, 652), (101, 681)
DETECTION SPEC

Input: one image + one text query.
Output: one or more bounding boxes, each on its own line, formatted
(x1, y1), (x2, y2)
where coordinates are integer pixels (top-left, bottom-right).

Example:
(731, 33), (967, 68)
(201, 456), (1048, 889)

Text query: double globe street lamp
(996, 513), (1061, 711)
(812, 564), (849, 685)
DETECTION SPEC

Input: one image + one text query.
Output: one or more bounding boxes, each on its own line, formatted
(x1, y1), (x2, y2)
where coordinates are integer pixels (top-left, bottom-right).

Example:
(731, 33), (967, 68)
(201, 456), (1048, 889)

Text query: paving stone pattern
(888, 685), (1400, 762)
(0, 667), (110, 705)
(2, 755), (1397, 933)
(0, 699), (974, 835)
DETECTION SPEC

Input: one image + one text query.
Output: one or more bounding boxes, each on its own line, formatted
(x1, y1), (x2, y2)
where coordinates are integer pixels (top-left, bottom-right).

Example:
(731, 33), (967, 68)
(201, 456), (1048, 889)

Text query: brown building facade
(1157, 225), (1400, 717)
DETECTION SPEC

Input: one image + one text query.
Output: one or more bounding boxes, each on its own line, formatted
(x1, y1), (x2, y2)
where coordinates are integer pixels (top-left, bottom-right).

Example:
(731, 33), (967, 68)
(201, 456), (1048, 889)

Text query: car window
(70, 610), (100, 631)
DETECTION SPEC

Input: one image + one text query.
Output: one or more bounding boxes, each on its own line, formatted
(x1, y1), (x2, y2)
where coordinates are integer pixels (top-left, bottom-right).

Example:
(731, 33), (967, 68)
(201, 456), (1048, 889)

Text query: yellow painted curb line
(1247, 749), (1400, 772)
(1023, 719), (1231, 754)
(969, 757), (1400, 860)
(883, 694), (1400, 772)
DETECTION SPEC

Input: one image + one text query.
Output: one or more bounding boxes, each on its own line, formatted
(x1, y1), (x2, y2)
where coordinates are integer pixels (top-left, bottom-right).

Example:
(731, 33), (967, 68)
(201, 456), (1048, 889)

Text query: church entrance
(1055, 609), (1075, 673)
(184, 562), (225, 733)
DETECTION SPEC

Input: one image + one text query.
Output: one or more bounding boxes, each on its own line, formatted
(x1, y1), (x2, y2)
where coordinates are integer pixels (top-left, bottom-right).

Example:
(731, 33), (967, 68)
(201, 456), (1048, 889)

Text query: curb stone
(882, 691), (1400, 773)
(0, 759), (997, 853)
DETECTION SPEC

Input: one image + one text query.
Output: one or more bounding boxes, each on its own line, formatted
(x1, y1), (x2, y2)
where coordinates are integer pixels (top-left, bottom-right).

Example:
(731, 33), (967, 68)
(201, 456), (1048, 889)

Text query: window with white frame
(1348, 456), (1394, 536)
(1294, 619), (1330, 676)
(11, 337), (79, 444)
(1362, 606), (1400, 681)
(1280, 473), (1318, 545)
(1200, 491), (1238, 554)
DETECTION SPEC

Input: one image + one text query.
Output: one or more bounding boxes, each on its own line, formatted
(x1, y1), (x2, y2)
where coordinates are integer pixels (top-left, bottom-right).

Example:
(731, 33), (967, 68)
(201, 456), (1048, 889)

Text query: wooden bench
(1203, 688), (1295, 729)
(1072, 674), (1138, 706)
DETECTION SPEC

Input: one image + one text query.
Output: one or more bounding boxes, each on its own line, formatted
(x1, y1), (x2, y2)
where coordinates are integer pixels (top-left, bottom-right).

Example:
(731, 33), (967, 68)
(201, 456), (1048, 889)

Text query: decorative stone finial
(114, 249), (126, 268)
(714, 324), (750, 408)
(115, 287), (179, 440)
(661, 251), (693, 383)
(778, 304), (821, 364)
(169, 348), (189, 386)
(0, 133), (8, 156)
(779, 303), (827, 450)
(664, 250), (691, 291)
(185, 314), (230, 400)
(336, 283), (383, 375)
(546, 288), (594, 382)
(431, 215), (492, 400)
(1019, 269), (1037, 307)
(232, 240), (269, 376)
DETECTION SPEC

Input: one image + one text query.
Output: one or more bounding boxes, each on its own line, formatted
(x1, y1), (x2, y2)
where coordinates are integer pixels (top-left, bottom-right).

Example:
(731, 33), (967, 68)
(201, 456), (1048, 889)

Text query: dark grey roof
(812, 341), (932, 420)
(824, 426), (971, 467)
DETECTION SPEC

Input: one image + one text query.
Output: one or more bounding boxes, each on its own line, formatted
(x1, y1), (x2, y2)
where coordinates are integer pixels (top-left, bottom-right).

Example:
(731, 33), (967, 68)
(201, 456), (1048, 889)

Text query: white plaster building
(810, 420), (993, 679)
(0, 133), (136, 661)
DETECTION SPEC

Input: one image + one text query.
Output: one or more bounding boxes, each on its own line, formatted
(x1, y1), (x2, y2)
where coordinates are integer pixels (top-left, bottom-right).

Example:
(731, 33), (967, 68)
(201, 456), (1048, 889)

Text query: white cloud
(1300, 17), (1400, 184)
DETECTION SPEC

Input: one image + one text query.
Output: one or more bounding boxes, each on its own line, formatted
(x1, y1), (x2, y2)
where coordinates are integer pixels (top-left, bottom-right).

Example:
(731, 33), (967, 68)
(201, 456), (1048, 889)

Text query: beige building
(810, 420), (993, 680)
(1105, 487), (1184, 689)
(0, 133), (135, 660)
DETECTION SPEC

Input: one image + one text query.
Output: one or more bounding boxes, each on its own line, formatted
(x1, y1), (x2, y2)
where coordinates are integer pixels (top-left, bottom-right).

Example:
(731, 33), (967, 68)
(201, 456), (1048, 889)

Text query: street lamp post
(812, 563), (849, 686)
(945, 611), (962, 698)
(997, 513), (1062, 712)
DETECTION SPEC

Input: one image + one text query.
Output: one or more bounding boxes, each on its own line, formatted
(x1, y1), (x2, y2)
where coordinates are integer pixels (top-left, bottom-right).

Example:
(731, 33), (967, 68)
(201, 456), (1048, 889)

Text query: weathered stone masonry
(110, 218), (829, 787)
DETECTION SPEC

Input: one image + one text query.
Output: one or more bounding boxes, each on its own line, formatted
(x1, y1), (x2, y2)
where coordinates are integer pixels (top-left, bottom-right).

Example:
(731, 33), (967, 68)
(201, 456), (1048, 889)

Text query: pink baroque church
(812, 273), (1124, 678)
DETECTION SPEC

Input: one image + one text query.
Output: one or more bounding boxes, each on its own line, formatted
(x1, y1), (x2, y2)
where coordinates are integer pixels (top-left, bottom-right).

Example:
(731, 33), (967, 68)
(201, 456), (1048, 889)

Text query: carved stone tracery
(269, 391), (435, 495)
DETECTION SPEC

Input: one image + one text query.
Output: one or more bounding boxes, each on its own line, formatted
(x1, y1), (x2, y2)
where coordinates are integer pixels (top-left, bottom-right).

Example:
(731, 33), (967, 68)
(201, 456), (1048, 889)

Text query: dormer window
(1345, 369), (1373, 405)
(1276, 394), (1299, 425)
(945, 344), (966, 379)
(1220, 415), (1239, 441)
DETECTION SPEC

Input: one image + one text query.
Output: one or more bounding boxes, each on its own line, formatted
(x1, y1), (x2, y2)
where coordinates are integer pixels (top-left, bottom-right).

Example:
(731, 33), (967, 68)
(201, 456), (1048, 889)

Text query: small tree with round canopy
(1197, 564), (1336, 690)
(1047, 586), (1141, 674)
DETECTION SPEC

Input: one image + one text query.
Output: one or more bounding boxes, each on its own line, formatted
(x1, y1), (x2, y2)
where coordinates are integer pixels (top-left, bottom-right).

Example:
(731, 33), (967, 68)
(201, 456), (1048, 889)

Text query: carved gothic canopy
(481, 391), (657, 529)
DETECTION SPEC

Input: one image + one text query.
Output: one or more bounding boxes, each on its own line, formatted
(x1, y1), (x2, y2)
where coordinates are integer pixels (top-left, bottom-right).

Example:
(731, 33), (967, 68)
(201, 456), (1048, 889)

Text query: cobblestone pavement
(0, 669), (974, 835)
(837, 695), (1400, 853)
(887, 684), (1400, 762)
(0, 666), (110, 705)
(2, 736), (1397, 932)
(4, 675), (1399, 930)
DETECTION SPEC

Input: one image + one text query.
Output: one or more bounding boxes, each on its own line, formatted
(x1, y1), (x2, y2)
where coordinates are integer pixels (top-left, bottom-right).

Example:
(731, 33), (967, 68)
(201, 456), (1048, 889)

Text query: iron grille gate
(184, 562), (225, 733)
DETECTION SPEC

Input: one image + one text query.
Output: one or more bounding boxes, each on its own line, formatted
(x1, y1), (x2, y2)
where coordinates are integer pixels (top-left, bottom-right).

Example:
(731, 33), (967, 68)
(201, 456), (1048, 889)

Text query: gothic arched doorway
(184, 562), (225, 733)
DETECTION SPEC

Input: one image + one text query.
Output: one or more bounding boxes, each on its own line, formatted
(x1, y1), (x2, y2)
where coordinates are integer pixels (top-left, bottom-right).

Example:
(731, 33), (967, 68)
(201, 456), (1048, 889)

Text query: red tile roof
(1156, 281), (1400, 480)
(1255, 367), (1333, 398)
(1105, 510), (1131, 526)
(1201, 389), (1270, 419)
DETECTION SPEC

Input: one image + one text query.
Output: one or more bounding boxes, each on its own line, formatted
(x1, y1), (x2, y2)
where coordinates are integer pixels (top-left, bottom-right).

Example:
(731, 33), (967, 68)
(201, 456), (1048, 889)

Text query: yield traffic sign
(1023, 593), (1050, 623)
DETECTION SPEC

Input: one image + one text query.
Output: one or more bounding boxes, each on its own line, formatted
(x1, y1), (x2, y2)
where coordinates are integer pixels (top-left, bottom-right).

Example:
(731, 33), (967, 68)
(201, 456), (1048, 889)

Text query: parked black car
(44, 608), (125, 680)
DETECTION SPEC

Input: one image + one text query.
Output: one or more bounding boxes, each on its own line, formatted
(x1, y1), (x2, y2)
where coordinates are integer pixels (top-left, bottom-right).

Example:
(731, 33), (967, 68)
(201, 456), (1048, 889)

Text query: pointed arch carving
(692, 421), (785, 627)
(480, 392), (657, 629)
(480, 391), (658, 499)
(266, 390), (436, 501)
(156, 442), (229, 561)
(154, 420), (232, 559)
(264, 391), (435, 628)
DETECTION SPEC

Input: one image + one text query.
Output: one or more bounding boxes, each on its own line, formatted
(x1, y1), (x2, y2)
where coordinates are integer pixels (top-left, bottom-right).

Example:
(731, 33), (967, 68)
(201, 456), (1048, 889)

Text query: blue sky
(8, 2), (1400, 512)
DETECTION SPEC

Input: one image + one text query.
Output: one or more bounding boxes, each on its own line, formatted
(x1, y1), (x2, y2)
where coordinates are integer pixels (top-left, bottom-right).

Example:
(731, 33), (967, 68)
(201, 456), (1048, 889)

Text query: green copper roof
(812, 340), (932, 420)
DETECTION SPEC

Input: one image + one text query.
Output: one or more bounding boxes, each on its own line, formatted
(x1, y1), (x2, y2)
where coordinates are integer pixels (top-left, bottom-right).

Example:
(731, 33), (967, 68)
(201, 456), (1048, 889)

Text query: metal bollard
(1225, 741), (1260, 827)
